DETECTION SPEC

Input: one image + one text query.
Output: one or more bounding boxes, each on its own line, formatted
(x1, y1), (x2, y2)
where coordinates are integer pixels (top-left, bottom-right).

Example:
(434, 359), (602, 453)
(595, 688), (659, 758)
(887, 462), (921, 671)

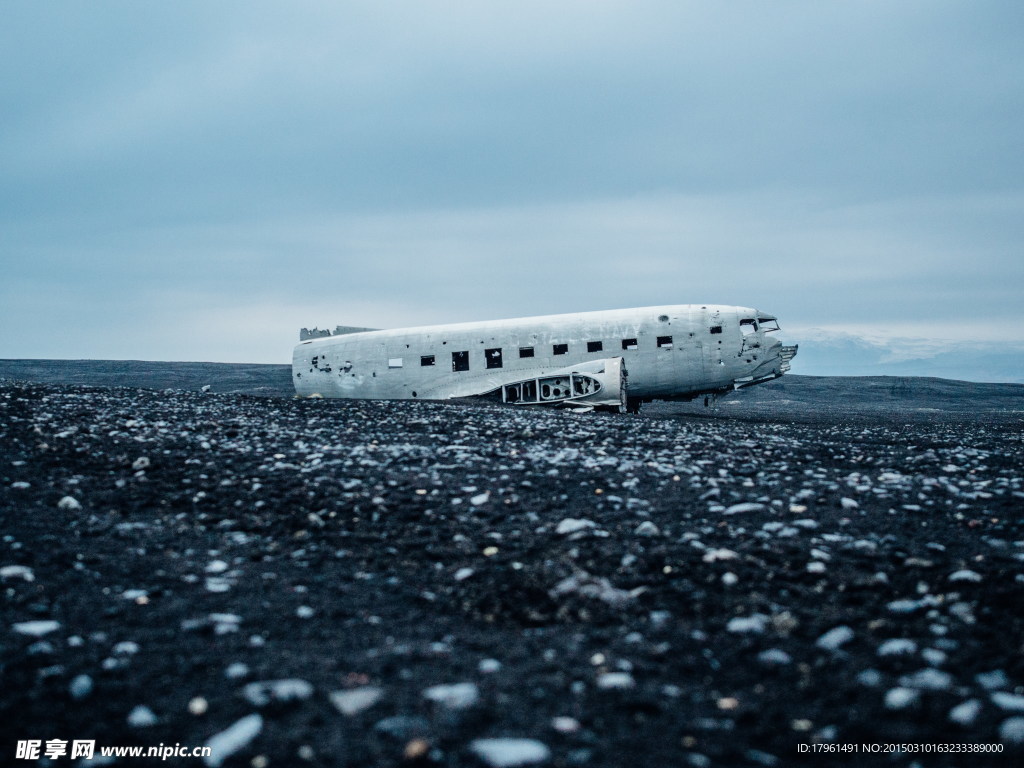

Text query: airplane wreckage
(293, 305), (797, 413)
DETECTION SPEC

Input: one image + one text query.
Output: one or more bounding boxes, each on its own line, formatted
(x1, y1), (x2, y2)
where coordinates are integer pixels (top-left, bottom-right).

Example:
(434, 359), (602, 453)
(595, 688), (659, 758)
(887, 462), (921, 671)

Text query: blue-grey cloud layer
(2, 2), (1022, 375)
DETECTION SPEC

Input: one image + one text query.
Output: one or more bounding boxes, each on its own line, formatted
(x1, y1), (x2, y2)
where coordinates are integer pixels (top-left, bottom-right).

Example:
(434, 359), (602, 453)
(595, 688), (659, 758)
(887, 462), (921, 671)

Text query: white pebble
(478, 658), (502, 674)
(596, 672), (635, 690)
(552, 716), (580, 733)
(204, 713), (263, 767)
(423, 682), (479, 710)
(999, 717), (1024, 745)
(242, 679), (314, 707)
(330, 686), (383, 716)
(877, 639), (917, 656)
(816, 626), (854, 652)
(189, 697), (209, 715)
(975, 670), (1009, 690)
(757, 649), (792, 665)
(899, 668), (953, 691)
(555, 518), (595, 535)
(57, 496), (82, 510)
(857, 669), (883, 687)
(205, 578), (231, 593)
(0, 565), (34, 581)
(13, 620), (60, 637)
(470, 738), (551, 767)
(948, 569), (982, 583)
(723, 502), (765, 515)
(127, 705), (158, 727)
(69, 674), (93, 700)
(634, 521), (660, 537)
(702, 548), (738, 563)
(992, 692), (1024, 712)
(948, 699), (982, 726)
(884, 687), (919, 710)
(727, 615), (767, 634)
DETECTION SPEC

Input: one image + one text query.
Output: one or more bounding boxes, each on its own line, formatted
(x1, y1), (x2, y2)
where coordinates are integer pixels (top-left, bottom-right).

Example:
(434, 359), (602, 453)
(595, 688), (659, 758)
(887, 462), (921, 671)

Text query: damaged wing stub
(479, 358), (627, 413)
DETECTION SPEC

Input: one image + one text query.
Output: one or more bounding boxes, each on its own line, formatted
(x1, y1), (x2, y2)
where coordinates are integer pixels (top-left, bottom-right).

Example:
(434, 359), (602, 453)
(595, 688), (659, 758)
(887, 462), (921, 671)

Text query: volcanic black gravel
(2, 379), (1023, 767)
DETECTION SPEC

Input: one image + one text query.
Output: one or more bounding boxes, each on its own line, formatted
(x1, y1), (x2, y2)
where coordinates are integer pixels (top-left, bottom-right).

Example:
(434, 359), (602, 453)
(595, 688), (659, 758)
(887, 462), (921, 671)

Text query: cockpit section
(739, 314), (781, 335)
(730, 310), (798, 391)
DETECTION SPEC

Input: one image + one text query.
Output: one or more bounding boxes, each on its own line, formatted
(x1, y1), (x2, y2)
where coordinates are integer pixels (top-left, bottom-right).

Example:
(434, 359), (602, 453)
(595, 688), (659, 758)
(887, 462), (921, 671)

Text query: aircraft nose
(749, 337), (796, 378)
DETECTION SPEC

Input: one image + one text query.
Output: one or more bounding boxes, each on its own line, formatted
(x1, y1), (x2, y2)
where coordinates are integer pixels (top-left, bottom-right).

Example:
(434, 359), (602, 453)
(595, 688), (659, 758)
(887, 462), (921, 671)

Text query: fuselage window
(421, 355), (435, 367)
(621, 338), (638, 350)
(587, 341), (603, 353)
(657, 336), (673, 348)
(553, 343), (568, 355)
(388, 358), (403, 368)
(452, 351), (469, 372)
(486, 348), (503, 369)
(519, 346), (535, 358)
(710, 326), (723, 335)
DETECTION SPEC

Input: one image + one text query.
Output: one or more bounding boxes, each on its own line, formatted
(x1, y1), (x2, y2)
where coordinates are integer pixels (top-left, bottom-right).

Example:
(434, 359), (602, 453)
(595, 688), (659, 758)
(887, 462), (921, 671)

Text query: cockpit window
(758, 317), (780, 332)
(739, 318), (758, 335)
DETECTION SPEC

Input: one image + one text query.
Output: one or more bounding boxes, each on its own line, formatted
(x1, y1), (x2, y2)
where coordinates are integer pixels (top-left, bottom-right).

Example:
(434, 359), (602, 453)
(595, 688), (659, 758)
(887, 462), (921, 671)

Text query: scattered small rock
(242, 679), (314, 707)
(330, 686), (383, 716)
(204, 713), (263, 767)
(948, 699), (982, 726)
(555, 518), (596, 535)
(13, 620), (60, 637)
(69, 674), (93, 700)
(423, 682), (479, 710)
(596, 672), (635, 690)
(0, 565), (34, 581)
(470, 738), (551, 767)
(815, 626), (854, 652)
(884, 687), (919, 710)
(1000, 717), (1024, 746)
(992, 692), (1024, 713)
(727, 615), (768, 634)
(127, 705), (158, 727)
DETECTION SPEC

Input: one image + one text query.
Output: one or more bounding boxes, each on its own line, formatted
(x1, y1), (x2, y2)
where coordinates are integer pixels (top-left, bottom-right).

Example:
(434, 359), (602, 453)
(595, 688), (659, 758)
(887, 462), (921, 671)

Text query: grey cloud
(1, 2), (1021, 376)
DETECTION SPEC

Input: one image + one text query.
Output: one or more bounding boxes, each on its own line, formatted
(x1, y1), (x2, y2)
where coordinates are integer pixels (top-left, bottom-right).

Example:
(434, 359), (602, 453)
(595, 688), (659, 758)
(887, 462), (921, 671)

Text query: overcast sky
(3, 2), (1022, 373)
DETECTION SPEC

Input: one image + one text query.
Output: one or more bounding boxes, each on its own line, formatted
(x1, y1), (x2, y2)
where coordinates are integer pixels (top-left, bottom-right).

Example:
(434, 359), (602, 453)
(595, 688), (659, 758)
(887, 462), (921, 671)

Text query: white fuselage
(292, 304), (794, 407)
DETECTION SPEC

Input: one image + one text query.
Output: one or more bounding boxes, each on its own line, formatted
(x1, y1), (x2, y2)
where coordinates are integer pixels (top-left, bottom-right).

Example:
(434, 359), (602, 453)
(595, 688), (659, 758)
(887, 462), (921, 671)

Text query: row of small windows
(413, 336), (679, 371)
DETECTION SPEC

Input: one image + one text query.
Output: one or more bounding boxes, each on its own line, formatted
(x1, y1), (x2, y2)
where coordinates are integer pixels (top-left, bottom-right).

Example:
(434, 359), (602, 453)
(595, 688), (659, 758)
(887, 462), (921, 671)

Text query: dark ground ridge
(2, 359), (1023, 423)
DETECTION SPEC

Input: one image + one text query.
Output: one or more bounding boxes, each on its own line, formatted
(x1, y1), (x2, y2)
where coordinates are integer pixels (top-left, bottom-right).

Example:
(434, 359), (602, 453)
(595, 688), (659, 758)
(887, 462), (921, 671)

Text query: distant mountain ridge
(787, 330), (1024, 384)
